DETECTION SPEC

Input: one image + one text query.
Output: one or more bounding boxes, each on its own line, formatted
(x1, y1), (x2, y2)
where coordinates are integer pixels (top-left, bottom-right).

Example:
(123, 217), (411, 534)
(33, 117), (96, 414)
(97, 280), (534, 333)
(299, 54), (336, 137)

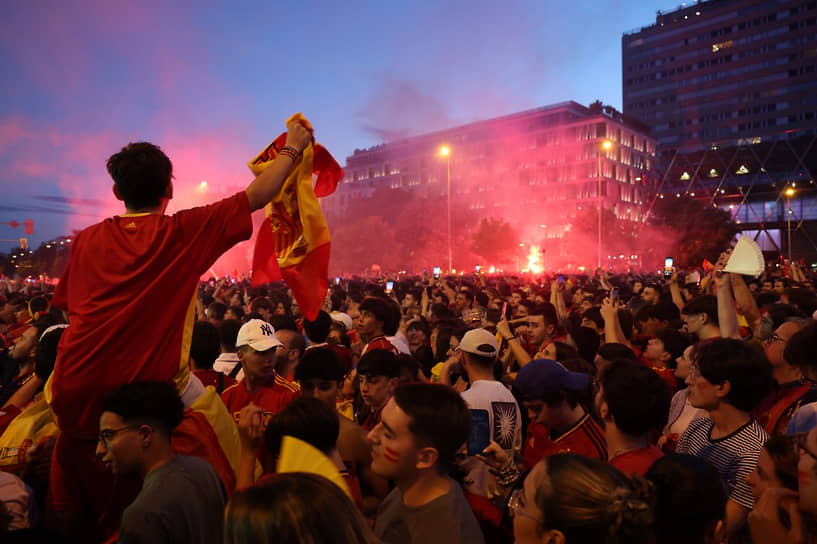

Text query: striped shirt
(677, 417), (768, 509)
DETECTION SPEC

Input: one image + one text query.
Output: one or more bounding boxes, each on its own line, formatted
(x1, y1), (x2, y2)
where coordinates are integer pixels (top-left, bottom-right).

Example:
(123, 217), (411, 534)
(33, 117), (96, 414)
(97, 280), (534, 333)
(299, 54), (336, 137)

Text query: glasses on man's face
(508, 487), (543, 524)
(791, 432), (817, 462)
(98, 425), (143, 448)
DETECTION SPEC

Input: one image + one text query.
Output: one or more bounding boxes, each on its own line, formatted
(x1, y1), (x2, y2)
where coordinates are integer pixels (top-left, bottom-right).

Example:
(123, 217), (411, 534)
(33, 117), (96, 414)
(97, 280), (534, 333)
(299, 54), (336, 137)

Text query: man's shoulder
(272, 374), (300, 394)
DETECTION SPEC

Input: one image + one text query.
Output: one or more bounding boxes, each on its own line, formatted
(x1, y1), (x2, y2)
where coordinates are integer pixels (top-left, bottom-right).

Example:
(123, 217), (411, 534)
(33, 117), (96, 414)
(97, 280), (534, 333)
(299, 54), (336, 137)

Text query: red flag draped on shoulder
(248, 114), (343, 321)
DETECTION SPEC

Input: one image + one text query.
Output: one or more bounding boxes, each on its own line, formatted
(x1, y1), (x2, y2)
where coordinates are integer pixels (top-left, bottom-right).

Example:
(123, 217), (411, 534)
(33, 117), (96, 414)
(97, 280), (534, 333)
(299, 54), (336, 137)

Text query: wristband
(505, 336), (517, 341)
(279, 145), (300, 161)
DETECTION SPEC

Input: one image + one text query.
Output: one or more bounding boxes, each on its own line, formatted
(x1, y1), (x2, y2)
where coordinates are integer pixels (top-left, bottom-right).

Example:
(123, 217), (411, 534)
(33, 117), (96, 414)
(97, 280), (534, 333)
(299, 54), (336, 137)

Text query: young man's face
(526, 315), (548, 346)
(357, 310), (383, 339)
(95, 412), (144, 476)
(510, 292), (522, 308)
(455, 292), (470, 312)
(299, 378), (340, 408)
(359, 374), (395, 411)
(774, 280), (785, 294)
(675, 345), (695, 380)
(683, 312), (706, 335)
(238, 346), (277, 384)
(644, 337), (668, 363)
(8, 326), (37, 362)
(685, 360), (720, 410)
(367, 397), (421, 481)
(746, 449), (784, 506)
(522, 399), (559, 427)
(402, 294), (416, 308)
(642, 287), (660, 304)
(764, 321), (799, 368)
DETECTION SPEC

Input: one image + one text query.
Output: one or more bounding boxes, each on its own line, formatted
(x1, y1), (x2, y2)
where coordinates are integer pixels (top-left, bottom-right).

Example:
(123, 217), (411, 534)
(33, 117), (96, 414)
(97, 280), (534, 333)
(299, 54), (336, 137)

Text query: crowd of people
(1, 120), (817, 543)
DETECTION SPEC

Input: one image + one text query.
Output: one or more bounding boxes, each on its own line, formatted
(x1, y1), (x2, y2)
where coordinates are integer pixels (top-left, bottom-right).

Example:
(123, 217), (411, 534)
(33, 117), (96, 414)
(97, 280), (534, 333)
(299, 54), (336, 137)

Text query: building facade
(624, 0), (817, 261)
(324, 101), (658, 266)
(622, 0), (817, 152)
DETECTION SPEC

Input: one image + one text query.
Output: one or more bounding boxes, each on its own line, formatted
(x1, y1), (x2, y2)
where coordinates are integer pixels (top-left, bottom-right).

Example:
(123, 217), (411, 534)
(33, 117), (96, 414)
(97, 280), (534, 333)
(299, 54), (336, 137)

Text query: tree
(644, 196), (740, 267)
(471, 217), (519, 266)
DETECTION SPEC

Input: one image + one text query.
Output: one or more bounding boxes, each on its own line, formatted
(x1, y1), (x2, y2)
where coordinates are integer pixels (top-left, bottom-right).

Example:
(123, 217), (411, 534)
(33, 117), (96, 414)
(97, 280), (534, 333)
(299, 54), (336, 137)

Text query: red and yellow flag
(248, 114), (343, 321)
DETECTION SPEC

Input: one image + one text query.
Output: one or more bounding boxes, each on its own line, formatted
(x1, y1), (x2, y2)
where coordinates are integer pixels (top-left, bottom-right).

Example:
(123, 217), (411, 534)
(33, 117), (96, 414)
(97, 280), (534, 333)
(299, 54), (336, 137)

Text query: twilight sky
(0, 0), (664, 252)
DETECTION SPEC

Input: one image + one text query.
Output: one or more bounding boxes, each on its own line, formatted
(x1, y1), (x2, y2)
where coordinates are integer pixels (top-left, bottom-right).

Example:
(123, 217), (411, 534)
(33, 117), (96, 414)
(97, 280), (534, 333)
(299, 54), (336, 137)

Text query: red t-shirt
(220, 375), (300, 420)
(49, 192), (253, 439)
(609, 445), (664, 476)
(193, 369), (237, 393)
(523, 414), (607, 468)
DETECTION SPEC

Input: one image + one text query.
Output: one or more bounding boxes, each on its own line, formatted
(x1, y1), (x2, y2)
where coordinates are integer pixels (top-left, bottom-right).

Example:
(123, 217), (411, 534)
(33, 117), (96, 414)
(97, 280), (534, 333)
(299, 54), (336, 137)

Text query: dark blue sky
(0, 0), (665, 252)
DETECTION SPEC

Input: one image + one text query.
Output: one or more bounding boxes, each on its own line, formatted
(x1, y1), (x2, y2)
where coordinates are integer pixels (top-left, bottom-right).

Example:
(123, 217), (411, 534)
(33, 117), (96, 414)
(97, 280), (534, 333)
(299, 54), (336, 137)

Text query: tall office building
(623, 0), (817, 260)
(622, 0), (817, 151)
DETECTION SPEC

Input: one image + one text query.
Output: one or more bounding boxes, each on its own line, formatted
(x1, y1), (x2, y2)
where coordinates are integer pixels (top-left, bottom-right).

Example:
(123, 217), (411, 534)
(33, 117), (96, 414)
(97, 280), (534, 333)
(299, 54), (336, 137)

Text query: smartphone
(501, 302), (508, 319)
(433, 266), (441, 279)
(386, 280), (394, 293)
(335, 277), (340, 285)
(611, 287), (619, 301)
(475, 265), (482, 274)
(558, 274), (564, 282)
(468, 409), (491, 456)
(664, 257), (674, 279)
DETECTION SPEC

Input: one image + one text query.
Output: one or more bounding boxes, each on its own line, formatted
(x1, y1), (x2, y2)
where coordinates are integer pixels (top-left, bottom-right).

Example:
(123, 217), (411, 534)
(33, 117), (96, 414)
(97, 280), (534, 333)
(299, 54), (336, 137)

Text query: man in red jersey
(47, 120), (311, 541)
(514, 358), (607, 468)
(595, 360), (670, 475)
(220, 319), (299, 419)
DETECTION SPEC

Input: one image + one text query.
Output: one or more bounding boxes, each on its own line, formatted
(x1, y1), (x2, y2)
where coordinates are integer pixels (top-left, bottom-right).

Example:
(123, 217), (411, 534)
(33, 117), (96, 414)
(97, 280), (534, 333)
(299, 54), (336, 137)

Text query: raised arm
(245, 120), (312, 212)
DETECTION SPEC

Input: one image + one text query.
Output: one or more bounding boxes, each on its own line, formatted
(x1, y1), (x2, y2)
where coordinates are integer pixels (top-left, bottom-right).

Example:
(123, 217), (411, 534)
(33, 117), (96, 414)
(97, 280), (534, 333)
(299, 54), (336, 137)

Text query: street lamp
(597, 140), (613, 269)
(785, 186), (795, 261)
(439, 145), (452, 273)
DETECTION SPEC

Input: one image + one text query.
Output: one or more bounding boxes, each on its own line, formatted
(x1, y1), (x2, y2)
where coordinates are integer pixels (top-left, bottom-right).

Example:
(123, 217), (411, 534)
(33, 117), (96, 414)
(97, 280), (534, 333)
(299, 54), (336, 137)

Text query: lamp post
(785, 187), (795, 261)
(439, 145), (452, 273)
(597, 140), (613, 270)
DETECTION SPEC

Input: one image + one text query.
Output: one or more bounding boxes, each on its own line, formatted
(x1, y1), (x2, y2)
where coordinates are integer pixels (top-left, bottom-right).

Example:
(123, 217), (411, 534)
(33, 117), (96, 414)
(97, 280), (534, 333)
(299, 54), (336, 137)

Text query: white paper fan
(723, 237), (764, 276)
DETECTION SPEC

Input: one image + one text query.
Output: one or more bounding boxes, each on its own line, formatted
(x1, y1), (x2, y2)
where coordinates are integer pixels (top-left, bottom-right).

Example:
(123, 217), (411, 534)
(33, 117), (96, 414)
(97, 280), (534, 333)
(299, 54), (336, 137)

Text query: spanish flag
(248, 114), (343, 321)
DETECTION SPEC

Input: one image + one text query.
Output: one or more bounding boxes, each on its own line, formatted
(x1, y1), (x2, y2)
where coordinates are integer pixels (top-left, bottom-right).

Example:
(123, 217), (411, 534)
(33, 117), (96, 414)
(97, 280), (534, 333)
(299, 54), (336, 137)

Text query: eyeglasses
(98, 425), (143, 447)
(508, 487), (543, 524)
(791, 432), (817, 462)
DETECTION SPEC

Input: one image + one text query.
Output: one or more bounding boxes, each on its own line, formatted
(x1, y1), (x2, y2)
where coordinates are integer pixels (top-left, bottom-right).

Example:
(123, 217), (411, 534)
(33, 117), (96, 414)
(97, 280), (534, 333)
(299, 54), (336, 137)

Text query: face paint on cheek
(383, 447), (400, 463)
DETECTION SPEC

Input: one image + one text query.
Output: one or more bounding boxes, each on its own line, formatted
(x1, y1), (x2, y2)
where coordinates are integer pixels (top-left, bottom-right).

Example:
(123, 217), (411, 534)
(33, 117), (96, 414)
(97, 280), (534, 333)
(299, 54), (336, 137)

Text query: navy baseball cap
(514, 358), (590, 399)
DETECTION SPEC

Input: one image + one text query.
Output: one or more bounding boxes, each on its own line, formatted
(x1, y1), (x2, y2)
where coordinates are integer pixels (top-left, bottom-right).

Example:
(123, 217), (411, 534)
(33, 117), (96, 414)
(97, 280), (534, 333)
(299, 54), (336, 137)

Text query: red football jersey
(523, 414), (607, 468)
(48, 192), (253, 439)
(220, 375), (301, 420)
(609, 445), (664, 476)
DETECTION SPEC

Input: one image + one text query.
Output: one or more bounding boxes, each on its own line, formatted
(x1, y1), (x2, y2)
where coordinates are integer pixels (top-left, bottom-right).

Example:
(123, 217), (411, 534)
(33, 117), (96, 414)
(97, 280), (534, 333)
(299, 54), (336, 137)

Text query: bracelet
(504, 336), (517, 341)
(279, 145), (300, 161)
(496, 464), (522, 487)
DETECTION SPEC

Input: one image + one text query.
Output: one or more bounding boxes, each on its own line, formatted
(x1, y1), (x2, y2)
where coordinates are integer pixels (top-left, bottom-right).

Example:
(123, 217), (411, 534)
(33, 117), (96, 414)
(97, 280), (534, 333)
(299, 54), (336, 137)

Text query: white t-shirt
(460, 379), (522, 499)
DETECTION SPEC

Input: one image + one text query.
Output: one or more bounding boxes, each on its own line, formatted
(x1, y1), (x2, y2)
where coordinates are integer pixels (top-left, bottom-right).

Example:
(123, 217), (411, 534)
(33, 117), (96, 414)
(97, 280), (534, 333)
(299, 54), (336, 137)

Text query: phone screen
(468, 409), (491, 456)
(386, 281), (394, 291)
(501, 302), (508, 318)
(611, 287), (619, 301)
(665, 257), (674, 269)
(475, 265), (482, 273)
(335, 277), (340, 285)
(433, 266), (441, 279)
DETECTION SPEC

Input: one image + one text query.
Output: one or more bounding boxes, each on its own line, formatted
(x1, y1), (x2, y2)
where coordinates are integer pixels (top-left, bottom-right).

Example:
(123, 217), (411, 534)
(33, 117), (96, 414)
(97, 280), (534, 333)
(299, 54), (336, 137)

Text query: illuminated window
(680, 171), (691, 180)
(709, 169), (719, 177)
(736, 165), (749, 174)
(712, 40), (733, 53)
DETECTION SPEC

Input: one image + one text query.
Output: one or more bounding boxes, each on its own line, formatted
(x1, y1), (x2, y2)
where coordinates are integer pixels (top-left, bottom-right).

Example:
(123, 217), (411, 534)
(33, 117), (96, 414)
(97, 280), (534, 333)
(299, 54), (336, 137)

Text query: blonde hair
(533, 453), (653, 543)
(224, 473), (377, 544)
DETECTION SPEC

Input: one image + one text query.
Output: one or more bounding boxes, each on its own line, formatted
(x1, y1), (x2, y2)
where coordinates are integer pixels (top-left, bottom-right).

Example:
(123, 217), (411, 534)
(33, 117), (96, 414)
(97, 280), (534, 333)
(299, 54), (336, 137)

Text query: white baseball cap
(329, 311), (354, 331)
(236, 319), (283, 352)
(458, 328), (499, 358)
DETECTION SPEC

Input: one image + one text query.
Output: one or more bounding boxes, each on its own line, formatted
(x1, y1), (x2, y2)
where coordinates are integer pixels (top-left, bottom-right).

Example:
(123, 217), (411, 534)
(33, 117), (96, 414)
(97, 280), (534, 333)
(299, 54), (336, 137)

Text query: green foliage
(646, 196), (740, 267)
(471, 217), (519, 265)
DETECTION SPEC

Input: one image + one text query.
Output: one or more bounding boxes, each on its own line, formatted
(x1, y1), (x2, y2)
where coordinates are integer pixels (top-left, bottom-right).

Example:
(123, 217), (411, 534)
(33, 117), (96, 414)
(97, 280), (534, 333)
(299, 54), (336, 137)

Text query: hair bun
(606, 479), (654, 537)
